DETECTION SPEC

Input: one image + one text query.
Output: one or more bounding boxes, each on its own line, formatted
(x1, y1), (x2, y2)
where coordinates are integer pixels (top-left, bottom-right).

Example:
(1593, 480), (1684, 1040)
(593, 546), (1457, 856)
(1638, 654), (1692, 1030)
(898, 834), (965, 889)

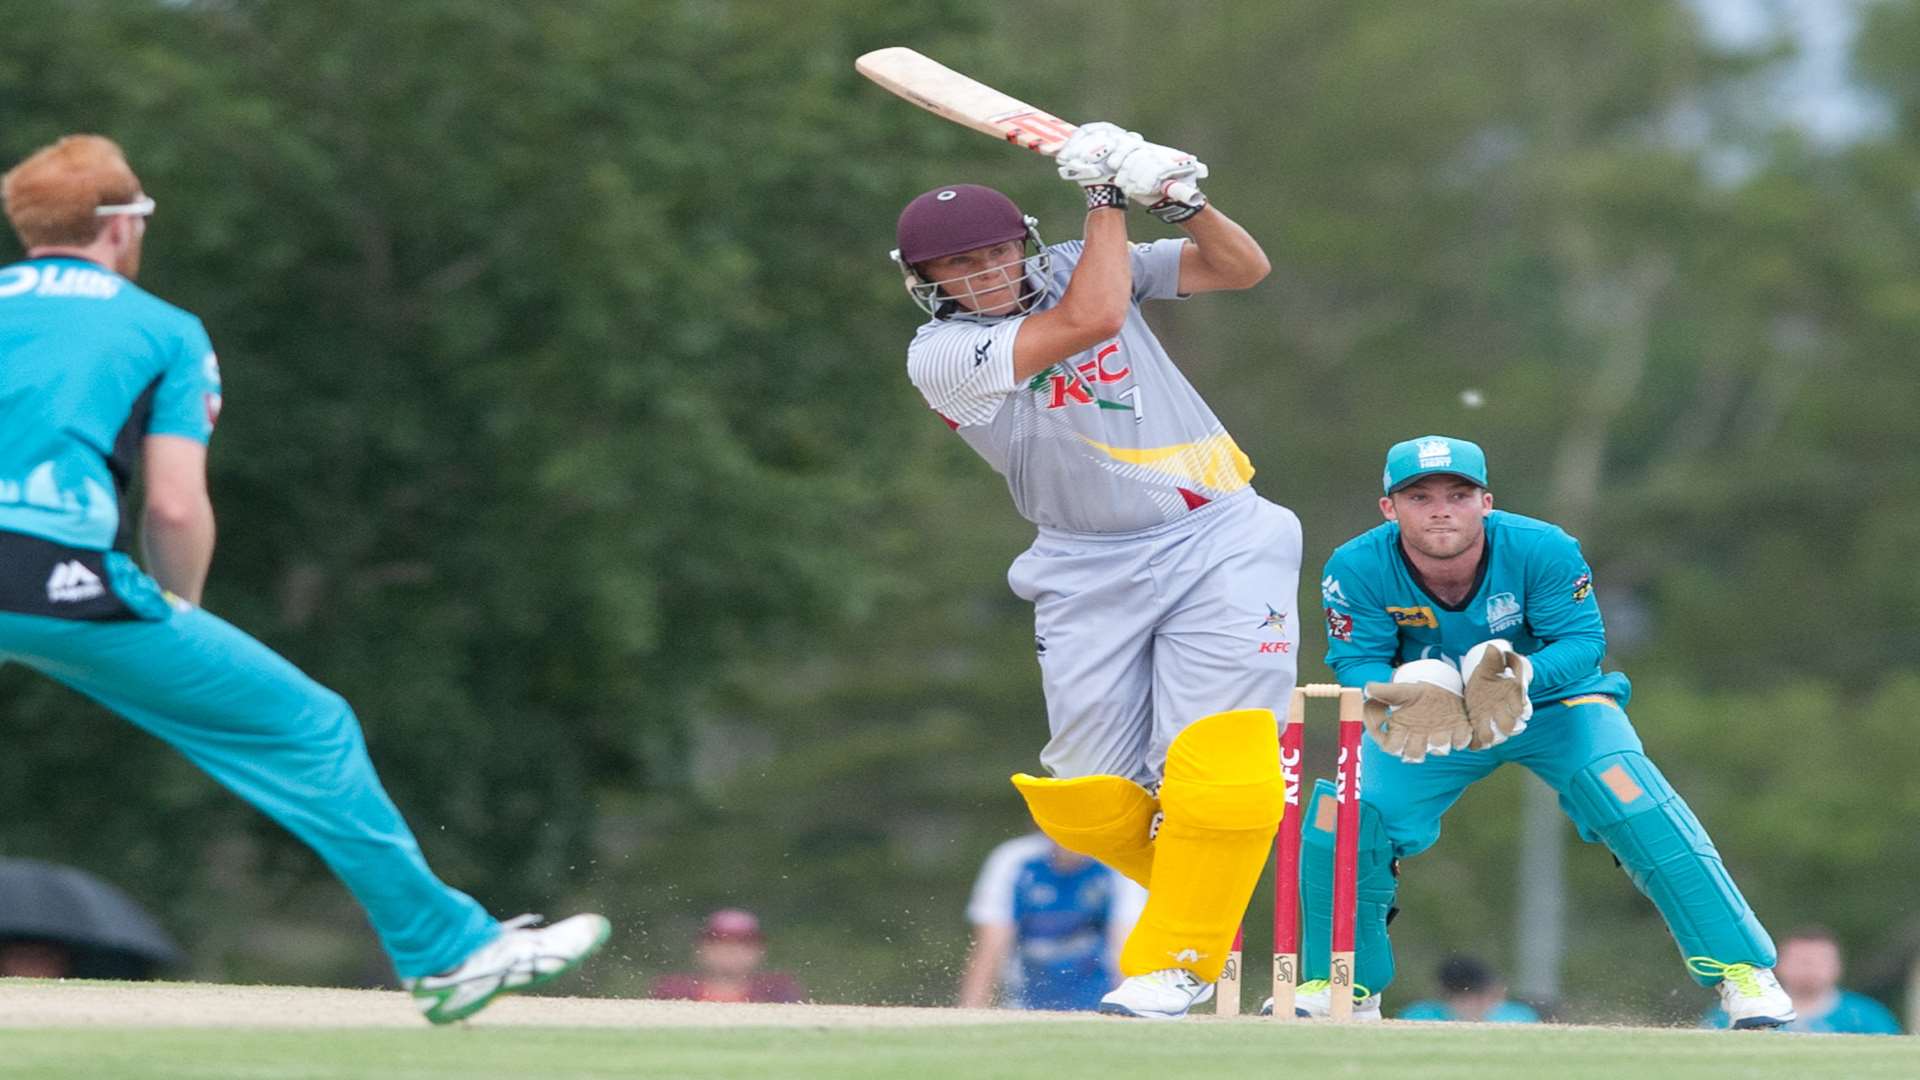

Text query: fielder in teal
(1280, 434), (1792, 1028)
(0, 135), (607, 1023)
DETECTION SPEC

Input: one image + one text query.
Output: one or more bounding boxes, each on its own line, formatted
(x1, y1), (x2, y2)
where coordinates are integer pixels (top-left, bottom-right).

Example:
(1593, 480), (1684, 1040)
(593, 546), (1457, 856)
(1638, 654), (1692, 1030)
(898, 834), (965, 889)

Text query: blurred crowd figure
(0, 857), (183, 979)
(957, 834), (1147, 1011)
(1398, 954), (1540, 1023)
(647, 908), (805, 1004)
(1701, 926), (1901, 1035)
(0, 940), (71, 978)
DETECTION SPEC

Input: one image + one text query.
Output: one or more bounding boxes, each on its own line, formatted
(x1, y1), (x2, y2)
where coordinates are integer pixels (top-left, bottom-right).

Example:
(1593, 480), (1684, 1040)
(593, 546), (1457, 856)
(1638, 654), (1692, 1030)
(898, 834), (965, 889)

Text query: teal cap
(1382, 435), (1489, 493)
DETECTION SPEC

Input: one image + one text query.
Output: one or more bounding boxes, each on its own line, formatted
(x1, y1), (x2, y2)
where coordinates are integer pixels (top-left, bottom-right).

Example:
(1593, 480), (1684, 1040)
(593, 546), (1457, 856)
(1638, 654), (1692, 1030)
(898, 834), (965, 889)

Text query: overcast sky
(1689, 0), (1892, 145)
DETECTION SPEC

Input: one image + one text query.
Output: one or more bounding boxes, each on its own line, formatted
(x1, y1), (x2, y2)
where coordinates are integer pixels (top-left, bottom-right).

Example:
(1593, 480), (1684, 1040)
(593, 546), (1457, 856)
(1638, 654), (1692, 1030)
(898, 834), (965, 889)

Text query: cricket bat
(854, 46), (1199, 205)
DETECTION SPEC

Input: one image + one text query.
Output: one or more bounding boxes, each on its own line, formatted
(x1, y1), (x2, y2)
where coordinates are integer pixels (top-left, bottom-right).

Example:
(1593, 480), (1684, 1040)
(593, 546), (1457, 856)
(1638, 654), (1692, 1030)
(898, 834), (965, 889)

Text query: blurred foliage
(1, 0), (1915, 1025)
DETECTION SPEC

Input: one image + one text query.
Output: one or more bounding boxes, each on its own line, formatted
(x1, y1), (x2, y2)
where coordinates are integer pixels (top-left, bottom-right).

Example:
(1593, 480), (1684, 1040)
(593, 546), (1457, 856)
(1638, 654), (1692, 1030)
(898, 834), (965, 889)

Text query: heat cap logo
(1416, 438), (1453, 468)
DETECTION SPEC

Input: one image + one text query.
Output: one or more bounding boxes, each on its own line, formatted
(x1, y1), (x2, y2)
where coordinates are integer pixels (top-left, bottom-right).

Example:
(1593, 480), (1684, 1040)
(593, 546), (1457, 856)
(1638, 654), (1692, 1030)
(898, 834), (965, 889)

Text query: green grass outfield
(2, 1020), (1916, 1080)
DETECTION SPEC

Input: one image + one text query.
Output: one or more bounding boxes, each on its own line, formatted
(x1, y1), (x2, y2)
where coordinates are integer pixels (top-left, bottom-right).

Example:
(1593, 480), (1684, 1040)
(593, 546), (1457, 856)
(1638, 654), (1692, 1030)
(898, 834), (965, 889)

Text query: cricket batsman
(1273, 434), (1792, 1027)
(892, 124), (1299, 1018)
(0, 135), (608, 1023)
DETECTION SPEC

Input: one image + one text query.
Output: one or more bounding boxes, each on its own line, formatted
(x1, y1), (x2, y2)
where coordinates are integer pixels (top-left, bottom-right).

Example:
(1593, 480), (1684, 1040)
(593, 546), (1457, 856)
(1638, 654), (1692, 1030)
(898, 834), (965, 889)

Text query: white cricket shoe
(1098, 968), (1216, 1019)
(1701, 961), (1795, 1029)
(405, 912), (611, 1024)
(1258, 979), (1383, 1021)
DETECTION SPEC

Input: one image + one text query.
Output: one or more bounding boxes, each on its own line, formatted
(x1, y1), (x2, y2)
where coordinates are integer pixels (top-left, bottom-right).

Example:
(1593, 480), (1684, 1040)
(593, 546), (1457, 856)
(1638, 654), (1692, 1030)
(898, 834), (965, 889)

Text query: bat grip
(1163, 181), (1202, 207)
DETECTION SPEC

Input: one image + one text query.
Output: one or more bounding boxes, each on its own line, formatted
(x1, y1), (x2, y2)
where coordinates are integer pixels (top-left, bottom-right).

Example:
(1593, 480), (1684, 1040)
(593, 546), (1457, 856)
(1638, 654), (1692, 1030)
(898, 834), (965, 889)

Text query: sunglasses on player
(94, 195), (155, 218)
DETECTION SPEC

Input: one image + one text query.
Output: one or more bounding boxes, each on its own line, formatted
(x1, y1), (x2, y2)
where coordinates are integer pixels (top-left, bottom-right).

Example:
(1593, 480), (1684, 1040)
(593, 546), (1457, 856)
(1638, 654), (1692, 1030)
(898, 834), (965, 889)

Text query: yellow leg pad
(1010, 773), (1158, 888)
(1121, 708), (1283, 982)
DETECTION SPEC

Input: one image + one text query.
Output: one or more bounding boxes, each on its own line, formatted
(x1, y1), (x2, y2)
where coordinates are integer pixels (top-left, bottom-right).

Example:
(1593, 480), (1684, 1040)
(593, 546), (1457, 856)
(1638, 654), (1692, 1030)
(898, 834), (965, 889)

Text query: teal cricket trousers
(0, 601), (498, 978)
(1301, 696), (1774, 993)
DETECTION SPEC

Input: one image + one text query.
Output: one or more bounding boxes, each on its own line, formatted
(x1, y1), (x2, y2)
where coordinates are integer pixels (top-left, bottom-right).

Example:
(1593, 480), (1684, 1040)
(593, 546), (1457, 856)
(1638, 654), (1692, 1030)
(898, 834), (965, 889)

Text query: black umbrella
(0, 857), (185, 978)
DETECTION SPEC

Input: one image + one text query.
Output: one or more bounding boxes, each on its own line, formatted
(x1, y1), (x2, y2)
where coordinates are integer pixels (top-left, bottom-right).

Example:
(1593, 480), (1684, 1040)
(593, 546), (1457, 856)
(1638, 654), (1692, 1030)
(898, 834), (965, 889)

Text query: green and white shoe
(406, 912), (611, 1025)
(1689, 958), (1795, 1030)
(1258, 979), (1382, 1020)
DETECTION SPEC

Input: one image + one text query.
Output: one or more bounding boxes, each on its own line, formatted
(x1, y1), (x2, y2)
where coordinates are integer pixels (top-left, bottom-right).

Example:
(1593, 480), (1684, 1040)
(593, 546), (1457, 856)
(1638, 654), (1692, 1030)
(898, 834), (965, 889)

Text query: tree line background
(2, 0), (1916, 1023)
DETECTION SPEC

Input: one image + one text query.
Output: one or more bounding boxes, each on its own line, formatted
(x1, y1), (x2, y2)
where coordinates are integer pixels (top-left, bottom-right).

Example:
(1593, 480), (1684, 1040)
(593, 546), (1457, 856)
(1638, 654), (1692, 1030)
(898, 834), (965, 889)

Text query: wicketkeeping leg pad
(1299, 779), (1399, 992)
(1563, 750), (1776, 981)
(1120, 708), (1284, 982)
(1010, 773), (1159, 888)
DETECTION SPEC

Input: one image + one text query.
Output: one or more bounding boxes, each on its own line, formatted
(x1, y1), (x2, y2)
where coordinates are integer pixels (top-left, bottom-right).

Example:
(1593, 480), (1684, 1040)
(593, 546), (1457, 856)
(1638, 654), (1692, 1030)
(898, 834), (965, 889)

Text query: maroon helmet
(895, 184), (1027, 263)
(891, 184), (1050, 319)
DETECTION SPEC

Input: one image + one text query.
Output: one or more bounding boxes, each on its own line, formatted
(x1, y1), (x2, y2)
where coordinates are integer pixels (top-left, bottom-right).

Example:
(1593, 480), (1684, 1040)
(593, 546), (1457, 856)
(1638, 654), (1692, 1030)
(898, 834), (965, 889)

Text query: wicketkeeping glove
(1362, 659), (1472, 764)
(1461, 639), (1533, 750)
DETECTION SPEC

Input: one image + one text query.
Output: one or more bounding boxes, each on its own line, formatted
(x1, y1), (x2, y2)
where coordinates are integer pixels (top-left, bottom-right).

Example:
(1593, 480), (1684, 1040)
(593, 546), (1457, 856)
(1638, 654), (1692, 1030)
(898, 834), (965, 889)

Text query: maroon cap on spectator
(895, 184), (1026, 264)
(700, 908), (764, 944)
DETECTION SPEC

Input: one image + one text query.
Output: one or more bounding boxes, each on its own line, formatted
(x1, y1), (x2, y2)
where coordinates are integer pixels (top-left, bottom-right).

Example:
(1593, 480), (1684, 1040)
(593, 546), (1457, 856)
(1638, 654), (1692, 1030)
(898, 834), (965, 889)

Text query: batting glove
(1055, 121), (1145, 186)
(1113, 143), (1209, 223)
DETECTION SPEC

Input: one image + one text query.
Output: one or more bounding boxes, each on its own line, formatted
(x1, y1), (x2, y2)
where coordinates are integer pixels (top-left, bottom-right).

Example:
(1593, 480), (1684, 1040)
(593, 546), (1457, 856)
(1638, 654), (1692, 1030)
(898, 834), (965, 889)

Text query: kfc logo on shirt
(1041, 342), (1132, 410)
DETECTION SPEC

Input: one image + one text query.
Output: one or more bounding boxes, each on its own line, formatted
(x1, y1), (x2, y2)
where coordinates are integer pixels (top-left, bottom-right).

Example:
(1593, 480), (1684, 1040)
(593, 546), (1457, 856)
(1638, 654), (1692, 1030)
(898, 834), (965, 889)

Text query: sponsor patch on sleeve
(1320, 575), (1349, 607)
(1326, 607), (1354, 642)
(1571, 571), (1593, 603)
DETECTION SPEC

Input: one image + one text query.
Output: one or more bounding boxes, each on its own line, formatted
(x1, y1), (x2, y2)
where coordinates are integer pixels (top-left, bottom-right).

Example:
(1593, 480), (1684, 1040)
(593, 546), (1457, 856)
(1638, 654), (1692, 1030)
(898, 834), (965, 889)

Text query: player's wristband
(1148, 191), (1206, 225)
(1084, 184), (1126, 211)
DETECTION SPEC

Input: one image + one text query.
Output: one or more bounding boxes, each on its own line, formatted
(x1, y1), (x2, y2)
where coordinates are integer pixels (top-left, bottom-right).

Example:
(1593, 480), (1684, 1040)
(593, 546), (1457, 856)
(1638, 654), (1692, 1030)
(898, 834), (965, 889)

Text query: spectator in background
(1702, 926), (1901, 1034)
(648, 908), (805, 1004)
(1398, 954), (1541, 1023)
(0, 940), (72, 978)
(0, 857), (183, 979)
(957, 834), (1148, 1010)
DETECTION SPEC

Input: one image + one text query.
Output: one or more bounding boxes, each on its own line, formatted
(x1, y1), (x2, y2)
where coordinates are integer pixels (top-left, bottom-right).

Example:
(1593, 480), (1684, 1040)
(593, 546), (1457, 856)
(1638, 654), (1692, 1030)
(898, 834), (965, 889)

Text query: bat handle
(1163, 181), (1202, 207)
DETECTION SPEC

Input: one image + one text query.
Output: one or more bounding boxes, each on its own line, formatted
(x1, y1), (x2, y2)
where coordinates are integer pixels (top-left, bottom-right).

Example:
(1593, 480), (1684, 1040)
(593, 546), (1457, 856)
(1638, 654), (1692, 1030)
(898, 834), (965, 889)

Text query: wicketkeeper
(1273, 434), (1792, 1027)
(893, 124), (1298, 1018)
